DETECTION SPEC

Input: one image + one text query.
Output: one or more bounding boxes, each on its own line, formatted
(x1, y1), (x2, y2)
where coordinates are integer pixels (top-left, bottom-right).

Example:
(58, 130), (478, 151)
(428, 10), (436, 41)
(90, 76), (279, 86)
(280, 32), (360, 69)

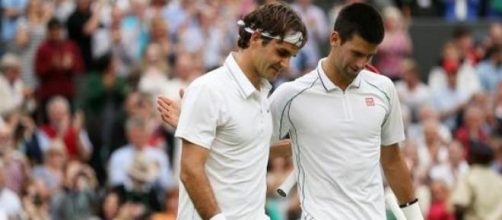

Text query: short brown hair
(237, 2), (307, 49)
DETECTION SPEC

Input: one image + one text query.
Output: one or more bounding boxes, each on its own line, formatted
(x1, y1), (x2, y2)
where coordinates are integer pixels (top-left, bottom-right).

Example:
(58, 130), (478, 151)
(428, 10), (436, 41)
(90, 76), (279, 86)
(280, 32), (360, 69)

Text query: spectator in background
(291, 0), (329, 75)
(80, 52), (127, 184)
(0, 53), (34, 116)
(11, 0), (53, 88)
(450, 141), (502, 220)
(34, 17), (84, 119)
(20, 178), (52, 220)
(0, 159), (23, 219)
(426, 180), (454, 220)
(431, 52), (470, 131)
(138, 43), (171, 98)
(148, 15), (171, 60)
(151, 187), (178, 220)
(112, 154), (163, 219)
(37, 96), (93, 161)
(477, 45), (502, 93)
(93, 5), (132, 77)
(0, 123), (30, 195)
(51, 0), (76, 23)
(375, 6), (412, 81)
(120, 0), (149, 61)
(98, 190), (122, 220)
(429, 140), (469, 188)
(66, 0), (103, 70)
(396, 59), (432, 123)
(31, 140), (67, 195)
(108, 116), (172, 190)
(51, 160), (98, 220)
(454, 105), (490, 160)
(429, 41), (480, 102)
(1, 0), (28, 54)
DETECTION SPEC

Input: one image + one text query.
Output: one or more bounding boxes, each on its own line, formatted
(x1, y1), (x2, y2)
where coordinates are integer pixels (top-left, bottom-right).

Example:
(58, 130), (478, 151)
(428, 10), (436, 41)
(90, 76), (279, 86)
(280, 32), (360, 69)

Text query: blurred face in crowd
(249, 35), (299, 81)
(48, 101), (70, 128)
(0, 125), (12, 153)
(48, 26), (63, 42)
(448, 141), (465, 165)
(127, 124), (150, 149)
(77, 0), (91, 10)
(103, 192), (120, 219)
(329, 33), (378, 83)
(3, 65), (21, 82)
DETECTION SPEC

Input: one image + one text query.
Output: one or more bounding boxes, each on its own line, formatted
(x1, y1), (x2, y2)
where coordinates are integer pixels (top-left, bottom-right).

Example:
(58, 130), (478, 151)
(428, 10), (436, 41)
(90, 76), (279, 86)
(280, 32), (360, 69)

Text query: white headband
(237, 20), (304, 47)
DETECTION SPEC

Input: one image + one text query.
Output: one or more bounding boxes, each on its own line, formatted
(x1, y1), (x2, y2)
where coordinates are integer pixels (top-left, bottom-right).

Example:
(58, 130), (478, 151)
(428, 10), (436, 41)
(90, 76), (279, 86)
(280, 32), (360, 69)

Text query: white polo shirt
(175, 53), (272, 220)
(270, 58), (405, 220)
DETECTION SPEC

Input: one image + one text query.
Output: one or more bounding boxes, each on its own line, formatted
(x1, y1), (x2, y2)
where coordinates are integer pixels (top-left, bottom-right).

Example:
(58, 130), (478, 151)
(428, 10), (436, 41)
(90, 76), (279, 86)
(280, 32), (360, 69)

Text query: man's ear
(330, 31), (341, 47)
(249, 32), (262, 47)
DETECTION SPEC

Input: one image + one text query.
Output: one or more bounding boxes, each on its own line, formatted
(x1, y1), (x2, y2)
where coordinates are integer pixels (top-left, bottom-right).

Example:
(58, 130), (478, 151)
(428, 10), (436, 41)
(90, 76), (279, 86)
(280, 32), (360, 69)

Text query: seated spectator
(0, 159), (23, 219)
(51, 160), (98, 220)
(108, 116), (172, 189)
(0, 123), (30, 194)
(113, 154), (163, 219)
(450, 141), (502, 220)
(98, 190), (123, 220)
(427, 180), (454, 220)
(0, 53), (34, 116)
(151, 187), (178, 220)
(36, 96), (92, 161)
(32, 140), (67, 194)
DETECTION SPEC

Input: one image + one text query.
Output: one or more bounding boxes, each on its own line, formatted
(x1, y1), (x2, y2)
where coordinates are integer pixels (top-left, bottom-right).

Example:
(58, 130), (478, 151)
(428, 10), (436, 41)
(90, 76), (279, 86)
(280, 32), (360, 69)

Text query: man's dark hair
(237, 1), (307, 49)
(47, 17), (63, 30)
(469, 141), (494, 166)
(334, 3), (384, 45)
(452, 25), (472, 40)
(93, 52), (113, 73)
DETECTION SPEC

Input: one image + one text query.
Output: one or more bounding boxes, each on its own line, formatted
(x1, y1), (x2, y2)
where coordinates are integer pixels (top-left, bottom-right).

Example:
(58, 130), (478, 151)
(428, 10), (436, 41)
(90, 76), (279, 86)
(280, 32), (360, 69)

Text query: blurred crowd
(0, 0), (502, 220)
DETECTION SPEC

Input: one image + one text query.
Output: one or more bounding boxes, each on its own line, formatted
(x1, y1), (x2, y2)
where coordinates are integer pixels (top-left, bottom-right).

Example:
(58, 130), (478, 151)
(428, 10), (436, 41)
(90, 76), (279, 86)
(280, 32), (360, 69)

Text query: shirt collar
(224, 53), (272, 98)
(316, 58), (362, 92)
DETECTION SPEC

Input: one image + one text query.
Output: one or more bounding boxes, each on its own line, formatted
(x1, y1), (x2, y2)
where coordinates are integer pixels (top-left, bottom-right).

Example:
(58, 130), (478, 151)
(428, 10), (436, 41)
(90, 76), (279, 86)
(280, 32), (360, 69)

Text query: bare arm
(269, 139), (292, 159)
(380, 144), (416, 204)
(179, 139), (221, 220)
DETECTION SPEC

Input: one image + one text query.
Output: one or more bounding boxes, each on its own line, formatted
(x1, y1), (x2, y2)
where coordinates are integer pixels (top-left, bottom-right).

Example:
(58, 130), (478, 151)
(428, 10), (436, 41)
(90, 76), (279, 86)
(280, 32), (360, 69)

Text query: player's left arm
(381, 144), (424, 220)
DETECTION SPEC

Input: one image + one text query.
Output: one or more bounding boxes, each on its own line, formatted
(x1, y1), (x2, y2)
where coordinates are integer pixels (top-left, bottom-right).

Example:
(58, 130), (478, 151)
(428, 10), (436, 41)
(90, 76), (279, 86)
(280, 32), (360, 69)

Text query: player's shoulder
(187, 67), (228, 91)
(359, 69), (395, 89)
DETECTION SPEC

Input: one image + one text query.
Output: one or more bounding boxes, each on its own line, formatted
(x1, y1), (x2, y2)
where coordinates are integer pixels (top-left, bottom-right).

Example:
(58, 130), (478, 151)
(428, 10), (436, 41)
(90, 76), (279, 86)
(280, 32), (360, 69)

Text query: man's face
(127, 126), (149, 149)
(251, 37), (299, 81)
(48, 27), (63, 42)
(49, 103), (69, 126)
(330, 33), (378, 82)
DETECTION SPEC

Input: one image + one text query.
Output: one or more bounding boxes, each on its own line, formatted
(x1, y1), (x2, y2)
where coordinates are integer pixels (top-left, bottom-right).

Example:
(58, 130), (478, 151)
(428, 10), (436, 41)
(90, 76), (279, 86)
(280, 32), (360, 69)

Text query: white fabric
(401, 202), (424, 220)
(209, 213), (227, 220)
(175, 53), (272, 220)
(0, 188), (22, 218)
(269, 58), (405, 219)
(0, 75), (24, 115)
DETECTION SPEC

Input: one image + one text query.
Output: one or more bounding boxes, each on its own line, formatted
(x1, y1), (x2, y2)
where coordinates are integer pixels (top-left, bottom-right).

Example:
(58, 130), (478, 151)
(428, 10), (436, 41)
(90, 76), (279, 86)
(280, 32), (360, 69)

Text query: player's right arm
(174, 80), (225, 220)
(179, 139), (221, 220)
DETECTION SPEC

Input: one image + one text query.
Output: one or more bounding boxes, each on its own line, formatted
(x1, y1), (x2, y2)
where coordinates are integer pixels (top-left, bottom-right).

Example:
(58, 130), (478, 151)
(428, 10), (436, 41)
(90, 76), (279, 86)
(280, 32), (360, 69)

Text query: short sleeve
(381, 80), (405, 146)
(175, 81), (222, 149)
(269, 84), (293, 144)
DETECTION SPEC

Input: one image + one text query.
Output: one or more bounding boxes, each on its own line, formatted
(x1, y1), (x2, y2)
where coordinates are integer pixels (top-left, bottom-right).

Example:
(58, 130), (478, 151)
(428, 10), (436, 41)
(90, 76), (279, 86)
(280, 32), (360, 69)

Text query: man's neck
(234, 51), (261, 90)
(322, 58), (351, 91)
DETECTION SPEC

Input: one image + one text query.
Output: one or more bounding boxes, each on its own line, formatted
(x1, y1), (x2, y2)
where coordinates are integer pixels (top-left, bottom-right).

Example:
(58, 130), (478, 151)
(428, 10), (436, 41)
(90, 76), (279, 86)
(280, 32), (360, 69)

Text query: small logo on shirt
(365, 97), (375, 106)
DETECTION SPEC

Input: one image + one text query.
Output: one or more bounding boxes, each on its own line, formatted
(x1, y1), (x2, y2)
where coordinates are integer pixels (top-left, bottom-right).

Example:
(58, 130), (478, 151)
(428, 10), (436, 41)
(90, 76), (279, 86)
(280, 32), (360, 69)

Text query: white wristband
(210, 213), (227, 220)
(401, 202), (424, 220)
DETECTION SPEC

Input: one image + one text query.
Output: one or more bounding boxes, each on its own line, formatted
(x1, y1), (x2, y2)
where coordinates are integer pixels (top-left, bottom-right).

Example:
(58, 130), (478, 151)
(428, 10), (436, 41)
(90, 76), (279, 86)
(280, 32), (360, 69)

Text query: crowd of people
(1, 0), (502, 219)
